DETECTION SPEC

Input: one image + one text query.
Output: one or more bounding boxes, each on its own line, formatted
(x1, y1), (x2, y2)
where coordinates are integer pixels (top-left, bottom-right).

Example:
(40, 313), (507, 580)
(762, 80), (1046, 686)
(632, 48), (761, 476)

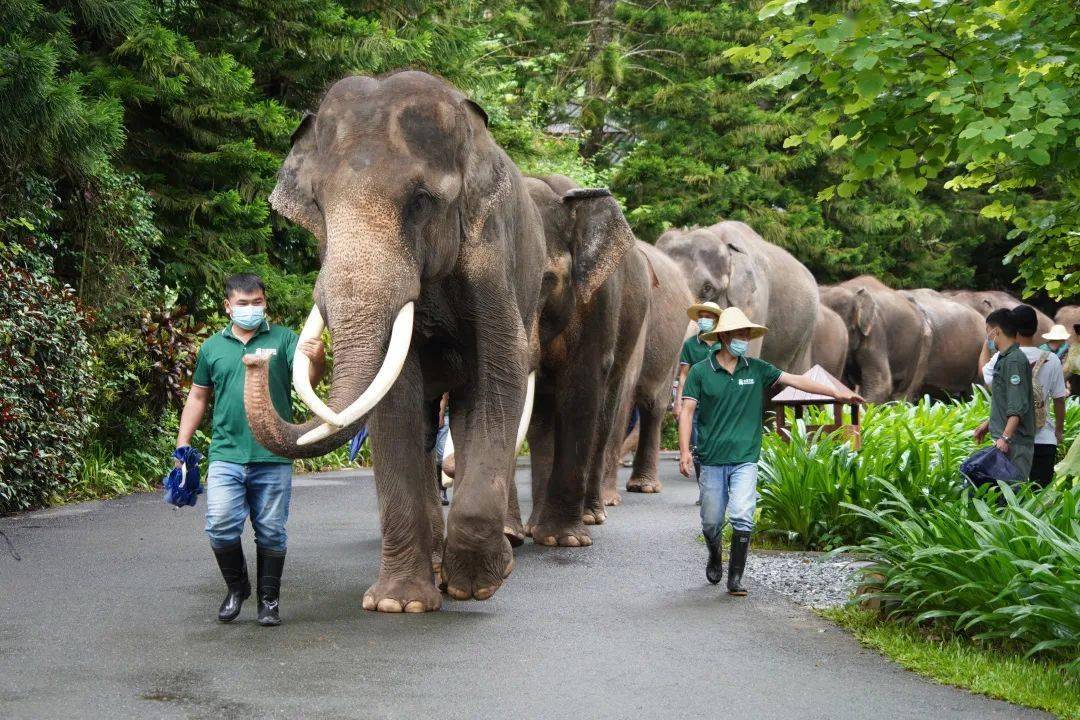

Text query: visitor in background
(1062, 324), (1080, 398)
(674, 300), (722, 501)
(678, 307), (862, 596)
(434, 392), (450, 506)
(974, 308), (1035, 481)
(982, 305), (1066, 488)
(1040, 324), (1070, 361)
(175, 274), (325, 626)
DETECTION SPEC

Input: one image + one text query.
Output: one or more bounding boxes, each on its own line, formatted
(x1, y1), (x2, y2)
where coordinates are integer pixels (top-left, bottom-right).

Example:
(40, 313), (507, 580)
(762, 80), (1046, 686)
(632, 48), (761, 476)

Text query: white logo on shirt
(738, 378), (755, 386)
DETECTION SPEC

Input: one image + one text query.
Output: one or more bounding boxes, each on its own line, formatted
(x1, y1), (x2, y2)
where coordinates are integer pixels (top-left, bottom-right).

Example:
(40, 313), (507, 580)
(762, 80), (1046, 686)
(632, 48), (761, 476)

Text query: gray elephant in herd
(944, 289), (1053, 336)
(657, 222), (818, 374)
(1055, 305), (1080, 336)
(520, 176), (689, 545)
(820, 277), (931, 403)
(811, 303), (848, 380)
(244, 71), (549, 612)
(902, 289), (985, 398)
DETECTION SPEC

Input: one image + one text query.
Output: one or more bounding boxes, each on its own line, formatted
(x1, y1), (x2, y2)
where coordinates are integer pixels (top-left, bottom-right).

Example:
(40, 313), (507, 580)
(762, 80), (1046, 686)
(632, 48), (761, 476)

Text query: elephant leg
(626, 389), (666, 494)
(524, 406), (554, 536)
(530, 360), (604, 548)
(586, 385), (632, 524)
(362, 355), (442, 614)
(440, 341), (528, 601)
(503, 452), (525, 547)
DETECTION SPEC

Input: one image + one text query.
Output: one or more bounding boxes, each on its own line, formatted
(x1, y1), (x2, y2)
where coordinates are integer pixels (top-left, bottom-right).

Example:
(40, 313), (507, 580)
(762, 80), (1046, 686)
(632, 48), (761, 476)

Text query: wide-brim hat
(1043, 324), (1071, 341)
(701, 306), (768, 341)
(687, 301), (724, 320)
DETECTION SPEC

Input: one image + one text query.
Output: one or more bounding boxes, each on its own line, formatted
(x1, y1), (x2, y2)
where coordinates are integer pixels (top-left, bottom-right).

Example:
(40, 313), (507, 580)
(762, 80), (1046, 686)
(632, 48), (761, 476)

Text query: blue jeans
(699, 462), (758, 543)
(205, 461), (292, 552)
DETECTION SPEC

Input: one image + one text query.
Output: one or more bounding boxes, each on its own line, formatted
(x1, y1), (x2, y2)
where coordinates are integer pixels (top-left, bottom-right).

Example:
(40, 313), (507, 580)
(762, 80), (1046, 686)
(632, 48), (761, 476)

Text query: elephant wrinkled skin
(811, 300), (849, 380)
(944, 289), (1053, 336)
(821, 276), (932, 403)
(903, 289), (985, 398)
(657, 222), (818, 373)
(244, 71), (548, 611)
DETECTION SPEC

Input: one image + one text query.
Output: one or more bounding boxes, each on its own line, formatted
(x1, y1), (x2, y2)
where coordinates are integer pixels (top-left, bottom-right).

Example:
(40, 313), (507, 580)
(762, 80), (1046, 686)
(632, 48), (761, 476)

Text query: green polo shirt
(679, 335), (713, 367)
(683, 351), (782, 466)
(192, 321), (299, 464)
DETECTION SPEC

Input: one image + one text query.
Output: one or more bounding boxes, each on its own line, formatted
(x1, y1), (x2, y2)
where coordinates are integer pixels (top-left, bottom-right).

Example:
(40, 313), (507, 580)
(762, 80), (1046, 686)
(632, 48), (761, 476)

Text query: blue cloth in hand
(164, 446), (204, 507)
(960, 446), (1024, 488)
(348, 426), (369, 463)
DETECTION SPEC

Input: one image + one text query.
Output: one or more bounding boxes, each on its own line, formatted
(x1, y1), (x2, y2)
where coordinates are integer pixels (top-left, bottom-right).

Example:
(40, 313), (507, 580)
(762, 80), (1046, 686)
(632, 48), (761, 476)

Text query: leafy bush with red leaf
(0, 240), (98, 513)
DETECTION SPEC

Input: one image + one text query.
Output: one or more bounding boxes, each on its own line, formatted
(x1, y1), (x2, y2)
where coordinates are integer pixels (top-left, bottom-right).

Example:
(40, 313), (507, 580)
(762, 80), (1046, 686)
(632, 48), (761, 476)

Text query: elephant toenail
(474, 587), (495, 600)
(447, 586), (471, 600)
(377, 598), (403, 613)
(404, 601), (427, 613)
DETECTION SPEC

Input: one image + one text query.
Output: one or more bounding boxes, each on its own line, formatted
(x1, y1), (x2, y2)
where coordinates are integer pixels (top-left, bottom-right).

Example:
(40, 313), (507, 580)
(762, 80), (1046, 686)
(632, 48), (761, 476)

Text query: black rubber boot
(705, 536), (723, 585)
(212, 542), (250, 622)
(727, 530), (751, 596)
(435, 464), (449, 506)
(256, 548), (286, 626)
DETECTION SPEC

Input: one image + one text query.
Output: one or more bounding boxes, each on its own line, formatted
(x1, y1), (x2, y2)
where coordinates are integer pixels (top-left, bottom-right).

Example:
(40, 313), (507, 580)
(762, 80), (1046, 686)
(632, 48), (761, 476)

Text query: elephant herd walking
(239, 71), (1071, 614)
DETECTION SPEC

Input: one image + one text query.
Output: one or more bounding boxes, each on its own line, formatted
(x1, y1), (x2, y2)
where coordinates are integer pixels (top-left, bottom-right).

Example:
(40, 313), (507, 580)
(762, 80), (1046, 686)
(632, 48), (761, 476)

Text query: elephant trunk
(243, 219), (419, 458)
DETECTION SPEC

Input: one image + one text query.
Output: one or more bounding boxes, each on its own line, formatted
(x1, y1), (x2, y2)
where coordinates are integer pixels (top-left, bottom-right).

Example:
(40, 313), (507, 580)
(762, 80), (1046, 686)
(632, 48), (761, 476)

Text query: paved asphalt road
(0, 459), (1048, 720)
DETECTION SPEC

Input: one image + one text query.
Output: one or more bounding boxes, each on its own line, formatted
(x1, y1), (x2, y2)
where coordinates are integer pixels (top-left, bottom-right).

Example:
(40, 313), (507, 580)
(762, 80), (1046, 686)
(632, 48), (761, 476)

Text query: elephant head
(819, 284), (883, 395)
(528, 175), (636, 343)
(244, 71), (500, 457)
(655, 227), (741, 305)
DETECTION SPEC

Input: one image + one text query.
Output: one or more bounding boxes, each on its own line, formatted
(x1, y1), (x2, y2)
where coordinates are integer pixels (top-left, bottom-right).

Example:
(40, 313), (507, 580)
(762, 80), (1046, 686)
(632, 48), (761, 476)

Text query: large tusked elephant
(944, 289), (1053, 336)
(820, 276), (932, 403)
(902, 289), (985, 397)
(811, 298), (849, 380)
(657, 222), (817, 373)
(242, 71), (556, 612)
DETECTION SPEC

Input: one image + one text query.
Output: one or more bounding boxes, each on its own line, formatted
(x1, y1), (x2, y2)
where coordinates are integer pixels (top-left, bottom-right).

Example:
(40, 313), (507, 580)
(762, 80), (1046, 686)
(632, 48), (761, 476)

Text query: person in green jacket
(974, 308), (1035, 480)
(176, 274), (326, 626)
(674, 301), (722, 493)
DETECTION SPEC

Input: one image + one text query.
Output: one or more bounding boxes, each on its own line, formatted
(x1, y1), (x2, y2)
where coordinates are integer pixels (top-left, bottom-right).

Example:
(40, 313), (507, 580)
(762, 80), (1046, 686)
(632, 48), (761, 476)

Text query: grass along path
(823, 607), (1079, 720)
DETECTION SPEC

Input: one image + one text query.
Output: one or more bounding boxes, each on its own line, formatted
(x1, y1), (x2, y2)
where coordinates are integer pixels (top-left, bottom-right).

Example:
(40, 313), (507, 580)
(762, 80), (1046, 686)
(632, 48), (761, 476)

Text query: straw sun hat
(1043, 324), (1071, 341)
(687, 301), (724, 320)
(701, 307), (768, 341)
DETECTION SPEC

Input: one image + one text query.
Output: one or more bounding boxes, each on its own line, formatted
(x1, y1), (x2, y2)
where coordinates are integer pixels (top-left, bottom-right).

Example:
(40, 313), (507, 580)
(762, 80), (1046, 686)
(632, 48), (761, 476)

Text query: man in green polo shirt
(674, 301), (722, 493)
(176, 273), (325, 626)
(973, 308), (1034, 480)
(679, 307), (862, 595)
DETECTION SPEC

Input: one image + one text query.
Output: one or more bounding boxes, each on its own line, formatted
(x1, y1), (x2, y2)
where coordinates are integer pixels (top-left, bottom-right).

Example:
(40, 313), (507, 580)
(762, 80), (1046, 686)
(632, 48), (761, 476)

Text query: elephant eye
(701, 281), (715, 297)
(405, 186), (436, 224)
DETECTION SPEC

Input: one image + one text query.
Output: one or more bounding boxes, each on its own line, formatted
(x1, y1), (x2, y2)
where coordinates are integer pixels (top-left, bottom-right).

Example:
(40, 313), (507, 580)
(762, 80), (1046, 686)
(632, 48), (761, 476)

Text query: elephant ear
(854, 287), (877, 336)
(269, 111), (323, 238)
(562, 188), (635, 304)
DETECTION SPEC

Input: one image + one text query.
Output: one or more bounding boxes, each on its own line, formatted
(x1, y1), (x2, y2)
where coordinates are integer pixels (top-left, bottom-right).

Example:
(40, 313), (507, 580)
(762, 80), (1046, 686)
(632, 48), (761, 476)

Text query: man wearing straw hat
(678, 307), (862, 595)
(674, 301), (722, 489)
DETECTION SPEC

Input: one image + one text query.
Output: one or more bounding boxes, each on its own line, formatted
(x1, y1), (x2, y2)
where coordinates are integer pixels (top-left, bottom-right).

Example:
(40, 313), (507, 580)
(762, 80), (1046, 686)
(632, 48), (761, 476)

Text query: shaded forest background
(1, 0), (1076, 510)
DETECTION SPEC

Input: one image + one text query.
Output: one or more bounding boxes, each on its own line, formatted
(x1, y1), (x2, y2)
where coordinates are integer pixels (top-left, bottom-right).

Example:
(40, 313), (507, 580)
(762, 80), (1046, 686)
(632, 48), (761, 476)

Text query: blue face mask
(231, 305), (265, 330)
(697, 318), (715, 333)
(728, 338), (750, 357)
(985, 335), (996, 352)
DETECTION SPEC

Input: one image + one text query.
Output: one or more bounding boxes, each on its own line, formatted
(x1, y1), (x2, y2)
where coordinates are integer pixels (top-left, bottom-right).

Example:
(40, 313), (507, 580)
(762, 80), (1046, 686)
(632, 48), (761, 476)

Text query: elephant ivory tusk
(516, 372), (535, 451)
(297, 302), (414, 446)
(293, 306), (341, 427)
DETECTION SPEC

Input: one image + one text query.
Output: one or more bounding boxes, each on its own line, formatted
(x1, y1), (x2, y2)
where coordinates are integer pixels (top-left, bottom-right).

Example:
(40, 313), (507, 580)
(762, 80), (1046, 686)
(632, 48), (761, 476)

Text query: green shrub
(0, 239), (98, 512)
(844, 482), (1080, 672)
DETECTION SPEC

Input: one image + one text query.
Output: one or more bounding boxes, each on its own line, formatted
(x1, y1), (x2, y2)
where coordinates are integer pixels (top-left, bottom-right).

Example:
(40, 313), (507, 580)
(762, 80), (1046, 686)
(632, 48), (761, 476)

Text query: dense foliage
(849, 482), (1080, 671)
(0, 237), (96, 512)
(740, 0), (1079, 298)
(757, 393), (1080, 549)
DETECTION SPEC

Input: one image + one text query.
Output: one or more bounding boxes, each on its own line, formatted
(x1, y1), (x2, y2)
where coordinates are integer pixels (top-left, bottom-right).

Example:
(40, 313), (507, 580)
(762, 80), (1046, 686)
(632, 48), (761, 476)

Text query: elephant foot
(503, 520), (525, 548)
(603, 489), (622, 507)
(626, 475), (662, 494)
(362, 574), (442, 614)
(581, 498), (607, 525)
(440, 534), (514, 601)
(531, 517), (593, 547)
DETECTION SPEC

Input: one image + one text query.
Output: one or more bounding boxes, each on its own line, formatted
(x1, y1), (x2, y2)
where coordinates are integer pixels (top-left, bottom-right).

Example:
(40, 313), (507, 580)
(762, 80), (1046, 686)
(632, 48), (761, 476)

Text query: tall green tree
(745, 0), (1079, 298)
